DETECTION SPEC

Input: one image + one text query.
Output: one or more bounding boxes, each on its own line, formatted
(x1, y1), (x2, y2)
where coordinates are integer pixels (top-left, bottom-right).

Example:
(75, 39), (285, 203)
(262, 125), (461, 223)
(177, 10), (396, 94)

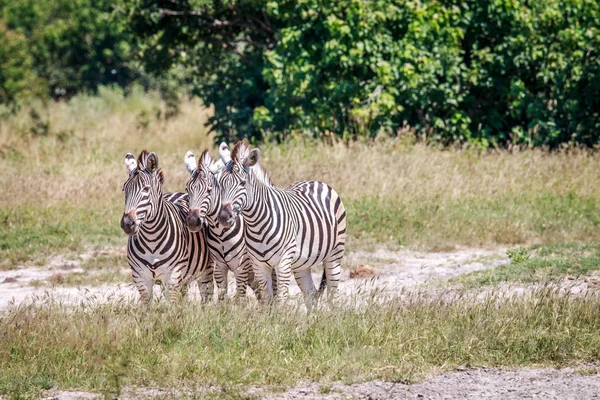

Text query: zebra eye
(142, 186), (150, 193)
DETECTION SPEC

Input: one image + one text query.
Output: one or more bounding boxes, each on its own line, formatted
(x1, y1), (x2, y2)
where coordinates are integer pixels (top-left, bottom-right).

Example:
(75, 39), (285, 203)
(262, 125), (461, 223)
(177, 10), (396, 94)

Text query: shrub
(126, 0), (600, 147)
(1, 0), (137, 100)
(0, 23), (41, 110)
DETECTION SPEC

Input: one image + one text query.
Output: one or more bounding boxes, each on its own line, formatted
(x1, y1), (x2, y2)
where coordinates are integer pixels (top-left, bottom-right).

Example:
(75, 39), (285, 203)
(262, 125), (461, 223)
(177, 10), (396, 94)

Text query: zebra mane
(230, 141), (249, 168)
(197, 149), (213, 173)
(230, 141), (273, 186)
(137, 149), (164, 182)
(137, 150), (149, 170)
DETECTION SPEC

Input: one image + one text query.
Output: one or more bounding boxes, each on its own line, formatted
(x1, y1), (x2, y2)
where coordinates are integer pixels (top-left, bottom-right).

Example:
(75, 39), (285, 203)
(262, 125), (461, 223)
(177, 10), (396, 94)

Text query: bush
(1, 0), (137, 100)
(0, 23), (41, 110)
(126, 0), (600, 147)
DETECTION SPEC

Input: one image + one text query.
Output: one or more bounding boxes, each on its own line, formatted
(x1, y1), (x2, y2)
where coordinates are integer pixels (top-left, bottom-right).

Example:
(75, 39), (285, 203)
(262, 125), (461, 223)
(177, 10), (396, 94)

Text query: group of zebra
(120, 141), (347, 307)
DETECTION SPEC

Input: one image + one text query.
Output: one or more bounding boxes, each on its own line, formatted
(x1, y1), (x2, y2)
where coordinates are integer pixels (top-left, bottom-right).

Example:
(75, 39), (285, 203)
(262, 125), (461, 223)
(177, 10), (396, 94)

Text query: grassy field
(454, 243), (600, 288)
(2, 87), (600, 267)
(2, 88), (600, 399)
(2, 290), (600, 399)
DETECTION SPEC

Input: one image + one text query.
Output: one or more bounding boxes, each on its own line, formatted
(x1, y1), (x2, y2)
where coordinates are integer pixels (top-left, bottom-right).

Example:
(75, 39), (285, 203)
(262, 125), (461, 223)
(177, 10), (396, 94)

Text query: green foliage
(126, 0), (600, 147)
(0, 0), (137, 102)
(0, 23), (41, 110)
(507, 247), (531, 264)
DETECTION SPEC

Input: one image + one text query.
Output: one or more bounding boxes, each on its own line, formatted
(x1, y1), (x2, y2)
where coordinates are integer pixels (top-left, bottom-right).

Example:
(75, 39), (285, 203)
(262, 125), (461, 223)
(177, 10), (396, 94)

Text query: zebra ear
(124, 153), (137, 175)
(219, 142), (231, 164)
(184, 151), (197, 175)
(243, 148), (260, 168)
(146, 152), (159, 174)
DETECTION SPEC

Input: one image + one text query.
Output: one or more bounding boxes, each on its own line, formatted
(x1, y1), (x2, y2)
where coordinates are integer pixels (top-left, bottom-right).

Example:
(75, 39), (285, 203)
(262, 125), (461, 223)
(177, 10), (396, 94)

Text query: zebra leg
(323, 259), (342, 303)
(214, 261), (228, 301)
(197, 262), (214, 303)
(248, 263), (277, 300)
(275, 259), (294, 303)
(293, 267), (317, 311)
(180, 281), (189, 299)
(271, 268), (278, 298)
(253, 263), (275, 302)
(233, 256), (252, 300)
(164, 270), (187, 303)
(248, 268), (260, 299)
(132, 268), (154, 305)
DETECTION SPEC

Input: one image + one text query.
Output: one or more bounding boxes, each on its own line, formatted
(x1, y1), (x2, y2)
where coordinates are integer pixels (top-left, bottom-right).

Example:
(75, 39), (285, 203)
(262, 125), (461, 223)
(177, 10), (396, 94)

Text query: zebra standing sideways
(120, 150), (213, 304)
(184, 143), (276, 300)
(217, 142), (346, 306)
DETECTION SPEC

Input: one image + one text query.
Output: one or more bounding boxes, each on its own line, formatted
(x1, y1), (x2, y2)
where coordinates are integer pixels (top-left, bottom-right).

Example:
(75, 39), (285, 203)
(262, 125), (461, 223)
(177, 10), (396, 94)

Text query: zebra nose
(120, 210), (137, 234)
(218, 204), (233, 226)
(186, 209), (203, 232)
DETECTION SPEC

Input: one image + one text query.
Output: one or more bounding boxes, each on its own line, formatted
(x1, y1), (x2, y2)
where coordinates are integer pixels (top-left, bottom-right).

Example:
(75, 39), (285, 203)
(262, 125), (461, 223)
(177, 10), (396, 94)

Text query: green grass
(3, 89), (600, 266)
(454, 243), (600, 288)
(348, 194), (600, 251)
(26, 254), (129, 287)
(1, 290), (600, 399)
(30, 270), (128, 288)
(3, 193), (600, 269)
(0, 206), (125, 269)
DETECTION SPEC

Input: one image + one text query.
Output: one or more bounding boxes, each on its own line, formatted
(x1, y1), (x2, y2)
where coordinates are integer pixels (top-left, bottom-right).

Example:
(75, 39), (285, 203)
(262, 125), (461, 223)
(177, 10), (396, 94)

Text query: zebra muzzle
(120, 210), (138, 235)
(186, 209), (204, 232)
(218, 203), (237, 228)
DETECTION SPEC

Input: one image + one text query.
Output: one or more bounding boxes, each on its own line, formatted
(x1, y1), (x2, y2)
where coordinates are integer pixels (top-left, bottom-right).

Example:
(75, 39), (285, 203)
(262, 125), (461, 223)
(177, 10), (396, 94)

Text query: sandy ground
(0, 247), (508, 309)
(256, 364), (600, 399)
(4, 246), (600, 399)
(38, 364), (600, 399)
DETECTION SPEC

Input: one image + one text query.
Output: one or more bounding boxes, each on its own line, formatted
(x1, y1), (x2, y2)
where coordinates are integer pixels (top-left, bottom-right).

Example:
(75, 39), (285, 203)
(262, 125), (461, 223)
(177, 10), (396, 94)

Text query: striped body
(121, 151), (213, 304)
(185, 149), (274, 300)
(218, 143), (346, 304)
(127, 192), (212, 302)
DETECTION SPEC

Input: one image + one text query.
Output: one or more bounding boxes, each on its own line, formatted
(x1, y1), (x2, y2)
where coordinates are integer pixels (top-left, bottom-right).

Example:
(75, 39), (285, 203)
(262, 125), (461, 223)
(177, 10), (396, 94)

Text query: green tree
(1, 0), (137, 99)
(0, 23), (40, 110)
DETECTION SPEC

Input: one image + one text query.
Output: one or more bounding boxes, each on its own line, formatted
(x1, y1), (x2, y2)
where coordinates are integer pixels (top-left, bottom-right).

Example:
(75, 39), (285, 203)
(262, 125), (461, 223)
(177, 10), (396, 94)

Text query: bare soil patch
(36, 364), (600, 399)
(0, 247), (508, 309)
(257, 364), (600, 399)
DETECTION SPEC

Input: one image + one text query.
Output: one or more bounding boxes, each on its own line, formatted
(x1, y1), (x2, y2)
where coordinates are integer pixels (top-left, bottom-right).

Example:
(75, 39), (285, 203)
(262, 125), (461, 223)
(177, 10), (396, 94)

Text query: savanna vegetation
(1, 90), (599, 396)
(2, 0), (600, 399)
(2, 0), (600, 146)
(2, 288), (600, 399)
(3, 89), (600, 268)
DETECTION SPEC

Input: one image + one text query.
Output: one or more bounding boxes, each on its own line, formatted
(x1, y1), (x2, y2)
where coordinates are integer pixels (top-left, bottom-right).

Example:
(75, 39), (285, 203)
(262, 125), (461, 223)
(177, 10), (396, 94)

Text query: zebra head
(120, 150), (164, 236)
(184, 148), (225, 231)
(217, 141), (259, 228)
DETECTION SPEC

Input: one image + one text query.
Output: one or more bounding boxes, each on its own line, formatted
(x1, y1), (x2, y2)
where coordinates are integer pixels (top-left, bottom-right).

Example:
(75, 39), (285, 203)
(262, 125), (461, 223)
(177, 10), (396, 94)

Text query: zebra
(216, 141), (346, 306)
(184, 143), (276, 300)
(120, 150), (213, 304)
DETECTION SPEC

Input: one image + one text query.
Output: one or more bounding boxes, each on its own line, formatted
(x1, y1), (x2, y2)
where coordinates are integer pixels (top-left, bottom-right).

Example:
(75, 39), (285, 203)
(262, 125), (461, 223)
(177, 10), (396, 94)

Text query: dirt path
(38, 364), (600, 399)
(0, 247), (508, 309)
(257, 365), (600, 399)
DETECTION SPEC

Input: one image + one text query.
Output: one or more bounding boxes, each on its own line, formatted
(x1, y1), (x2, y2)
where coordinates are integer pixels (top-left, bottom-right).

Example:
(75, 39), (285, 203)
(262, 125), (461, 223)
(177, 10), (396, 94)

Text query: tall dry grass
(1, 87), (600, 265)
(1, 289), (600, 398)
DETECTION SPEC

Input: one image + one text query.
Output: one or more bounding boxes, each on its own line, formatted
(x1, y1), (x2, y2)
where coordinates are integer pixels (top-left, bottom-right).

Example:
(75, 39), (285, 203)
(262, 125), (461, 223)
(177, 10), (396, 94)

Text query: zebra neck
(205, 176), (222, 227)
(141, 195), (168, 231)
(243, 179), (273, 223)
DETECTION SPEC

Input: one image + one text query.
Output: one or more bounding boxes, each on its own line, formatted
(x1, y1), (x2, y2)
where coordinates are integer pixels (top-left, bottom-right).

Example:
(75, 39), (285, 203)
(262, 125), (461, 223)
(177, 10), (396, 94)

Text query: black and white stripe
(184, 144), (276, 300)
(217, 142), (346, 305)
(120, 150), (212, 304)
